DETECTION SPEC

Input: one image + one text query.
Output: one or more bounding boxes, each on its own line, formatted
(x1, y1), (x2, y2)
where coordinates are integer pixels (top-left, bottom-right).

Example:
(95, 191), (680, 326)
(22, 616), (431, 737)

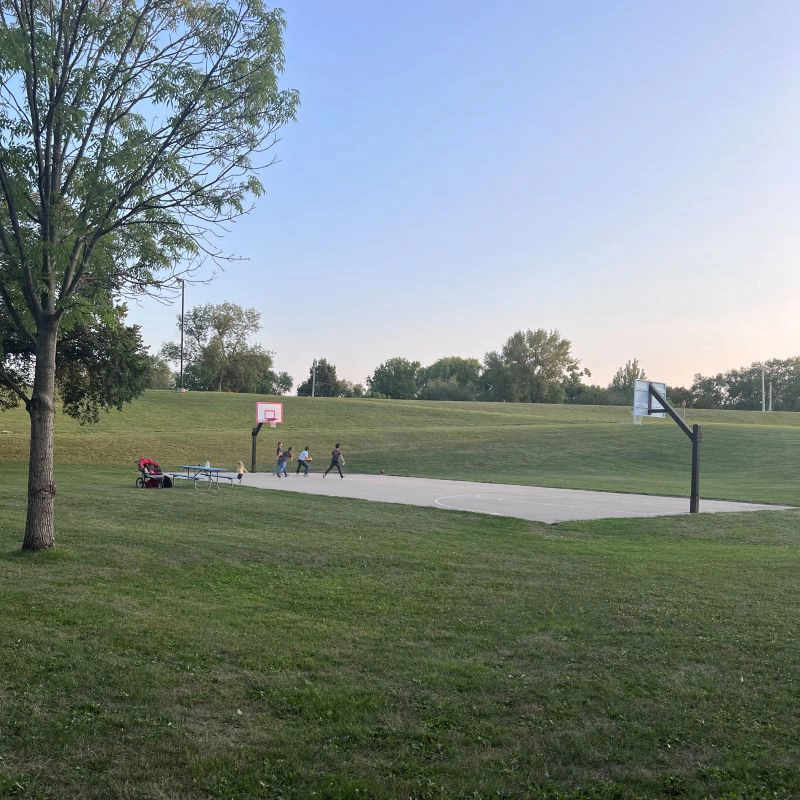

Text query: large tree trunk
(23, 322), (59, 551)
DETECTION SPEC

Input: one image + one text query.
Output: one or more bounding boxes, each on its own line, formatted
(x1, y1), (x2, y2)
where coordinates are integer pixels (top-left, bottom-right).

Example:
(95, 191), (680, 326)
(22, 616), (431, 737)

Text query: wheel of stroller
(136, 477), (145, 488)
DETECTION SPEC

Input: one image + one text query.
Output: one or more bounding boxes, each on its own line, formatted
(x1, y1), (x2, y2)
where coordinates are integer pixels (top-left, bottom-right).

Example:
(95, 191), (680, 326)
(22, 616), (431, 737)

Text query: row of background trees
(154, 307), (800, 411)
(154, 304), (292, 394)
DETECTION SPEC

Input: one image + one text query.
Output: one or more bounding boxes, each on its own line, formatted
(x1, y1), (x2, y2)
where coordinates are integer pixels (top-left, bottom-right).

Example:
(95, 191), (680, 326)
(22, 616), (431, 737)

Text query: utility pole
(769, 381), (773, 412)
(311, 358), (317, 398)
(761, 367), (765, 412)
(179, 279), (185, 391)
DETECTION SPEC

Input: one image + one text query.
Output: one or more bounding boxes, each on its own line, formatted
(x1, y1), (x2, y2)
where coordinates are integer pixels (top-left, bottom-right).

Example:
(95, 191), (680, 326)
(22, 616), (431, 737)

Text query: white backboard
(256, 401), (283, 424)
(633, 380), (666, 418)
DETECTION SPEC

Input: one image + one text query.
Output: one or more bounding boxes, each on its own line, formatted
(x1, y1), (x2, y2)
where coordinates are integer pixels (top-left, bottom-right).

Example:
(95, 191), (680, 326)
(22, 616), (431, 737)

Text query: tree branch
(0, 362), (32, 407)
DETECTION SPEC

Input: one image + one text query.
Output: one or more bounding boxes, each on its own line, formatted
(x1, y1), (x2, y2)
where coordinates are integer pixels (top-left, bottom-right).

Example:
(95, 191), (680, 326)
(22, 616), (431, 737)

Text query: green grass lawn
(2, 395), (799, 798)
(2, 391), (800, 503)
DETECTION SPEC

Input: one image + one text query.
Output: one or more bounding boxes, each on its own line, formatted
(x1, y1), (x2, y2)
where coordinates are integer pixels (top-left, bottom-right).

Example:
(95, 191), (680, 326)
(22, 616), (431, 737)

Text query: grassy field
(2, 390), (800, 503)
(1, 395), (799, 798)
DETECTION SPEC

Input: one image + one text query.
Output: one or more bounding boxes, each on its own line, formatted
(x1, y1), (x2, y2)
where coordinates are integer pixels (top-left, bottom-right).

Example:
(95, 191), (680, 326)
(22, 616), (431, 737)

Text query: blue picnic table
(172, 465), (235, 488)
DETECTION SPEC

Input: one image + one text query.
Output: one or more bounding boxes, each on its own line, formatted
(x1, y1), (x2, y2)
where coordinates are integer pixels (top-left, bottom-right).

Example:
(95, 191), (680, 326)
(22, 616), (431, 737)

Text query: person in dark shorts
(323, 443), (345, 478)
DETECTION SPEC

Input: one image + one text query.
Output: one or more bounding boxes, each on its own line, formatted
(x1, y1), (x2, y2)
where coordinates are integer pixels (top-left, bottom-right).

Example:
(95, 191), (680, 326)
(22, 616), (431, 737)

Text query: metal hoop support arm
(648, 384), (701, 513)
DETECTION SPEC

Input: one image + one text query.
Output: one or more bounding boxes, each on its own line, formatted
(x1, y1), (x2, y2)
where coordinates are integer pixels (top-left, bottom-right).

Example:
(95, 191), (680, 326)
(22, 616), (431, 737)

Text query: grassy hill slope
(2, 391), (799, 503)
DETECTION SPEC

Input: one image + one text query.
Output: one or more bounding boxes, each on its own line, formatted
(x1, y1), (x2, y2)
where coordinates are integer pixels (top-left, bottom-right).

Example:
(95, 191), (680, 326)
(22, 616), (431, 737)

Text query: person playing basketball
(323, 443), (345, 479)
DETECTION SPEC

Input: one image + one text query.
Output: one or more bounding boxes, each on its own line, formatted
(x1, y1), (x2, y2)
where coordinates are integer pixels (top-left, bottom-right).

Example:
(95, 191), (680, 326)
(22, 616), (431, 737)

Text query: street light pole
(311, 358), (317, 398)
(179, 279), (185, 391)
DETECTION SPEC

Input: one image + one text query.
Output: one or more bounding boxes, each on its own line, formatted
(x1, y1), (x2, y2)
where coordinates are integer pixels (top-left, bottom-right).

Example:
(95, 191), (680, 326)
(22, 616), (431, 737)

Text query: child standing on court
(236, 460), (248, 484)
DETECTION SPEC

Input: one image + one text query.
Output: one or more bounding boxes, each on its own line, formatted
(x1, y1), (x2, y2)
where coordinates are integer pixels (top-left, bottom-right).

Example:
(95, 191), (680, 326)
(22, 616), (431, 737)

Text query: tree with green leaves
(257, 369), (293, 396)
(161, 303), (274, 392)
(146, 354), (174, 390)
(418, 356), (481, 401)
(53, 305), (151, 422)
(337, 379), (365, 398)
(608, 358), (647, 402)
(482, 329), (586, 403)
(666, 385), (692, 408)
(690, 357), (800, 411)
(690, 373), (726, 409)
(367, 357), (422, 399)
(0, 0), (298, 549)
(296, 358), (341, 397)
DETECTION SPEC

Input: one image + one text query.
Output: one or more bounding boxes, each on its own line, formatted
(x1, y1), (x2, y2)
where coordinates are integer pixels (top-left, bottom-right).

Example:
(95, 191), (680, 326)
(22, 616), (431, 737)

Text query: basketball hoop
(256, 401), (283, 427)
(252, 402), (283, 472)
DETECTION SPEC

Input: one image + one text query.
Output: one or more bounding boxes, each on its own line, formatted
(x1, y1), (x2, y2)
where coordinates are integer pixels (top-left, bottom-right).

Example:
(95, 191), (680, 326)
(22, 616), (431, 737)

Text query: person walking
(276, 447), (292, 478)
(273, 441), (283, 476)
(323, 443), (345, 479)
(296, 446), (312, 476)
(236, 460), (248, 484)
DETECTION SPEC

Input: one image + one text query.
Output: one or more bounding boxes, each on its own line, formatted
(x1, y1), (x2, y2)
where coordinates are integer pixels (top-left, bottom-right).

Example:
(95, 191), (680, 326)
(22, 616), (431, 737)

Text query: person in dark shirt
(276, 447), (292, 478)
(323, 443), (345, 478)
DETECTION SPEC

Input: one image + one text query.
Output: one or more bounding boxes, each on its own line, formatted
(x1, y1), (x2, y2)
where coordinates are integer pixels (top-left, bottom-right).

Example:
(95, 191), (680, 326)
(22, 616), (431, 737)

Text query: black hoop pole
(648, 384), (701, 513)
(251, 422), (263, 473)
(690, 424), (700, 513)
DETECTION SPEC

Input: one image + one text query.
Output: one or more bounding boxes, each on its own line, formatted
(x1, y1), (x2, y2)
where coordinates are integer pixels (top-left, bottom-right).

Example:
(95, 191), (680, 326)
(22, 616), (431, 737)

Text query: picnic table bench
(170, 473), (202, 484)
(171, 465), (237, 488)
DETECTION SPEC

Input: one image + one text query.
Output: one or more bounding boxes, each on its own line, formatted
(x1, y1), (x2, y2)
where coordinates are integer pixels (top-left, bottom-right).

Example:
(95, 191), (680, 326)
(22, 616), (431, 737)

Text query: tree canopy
(418, 356), (481, 401)
(367, 357), (422, 399)
(482, 329), (586, 403)
(0, 0), (298, 548)
(146, 354), (174, 390)
(297, 358), (342, 397)
(690, 358), (800, 411)
(161, 303), (277, 393)
(610, 358), (647, 395)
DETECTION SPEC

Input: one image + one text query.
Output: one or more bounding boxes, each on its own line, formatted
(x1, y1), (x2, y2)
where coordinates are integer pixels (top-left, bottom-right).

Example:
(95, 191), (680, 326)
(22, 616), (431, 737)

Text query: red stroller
(136, 458), (173, 488)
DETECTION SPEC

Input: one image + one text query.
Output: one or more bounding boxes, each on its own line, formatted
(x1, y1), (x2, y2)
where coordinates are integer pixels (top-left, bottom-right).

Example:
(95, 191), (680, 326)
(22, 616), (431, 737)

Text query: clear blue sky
(127, 0), (800, 390)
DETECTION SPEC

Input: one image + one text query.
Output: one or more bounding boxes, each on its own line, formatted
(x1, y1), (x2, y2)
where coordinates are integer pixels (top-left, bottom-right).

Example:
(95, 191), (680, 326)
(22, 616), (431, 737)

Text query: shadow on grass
(0, 545), (74, 563)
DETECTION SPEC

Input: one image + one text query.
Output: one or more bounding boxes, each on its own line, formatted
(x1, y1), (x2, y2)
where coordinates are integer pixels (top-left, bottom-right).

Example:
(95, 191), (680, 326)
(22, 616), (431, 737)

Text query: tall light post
(179, 279), (185, 391)
(311, 358), (317, 398)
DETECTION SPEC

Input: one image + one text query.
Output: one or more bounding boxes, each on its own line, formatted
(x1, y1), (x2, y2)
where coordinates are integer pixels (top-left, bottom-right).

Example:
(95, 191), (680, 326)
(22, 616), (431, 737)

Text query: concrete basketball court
(237, 471), (790, 524)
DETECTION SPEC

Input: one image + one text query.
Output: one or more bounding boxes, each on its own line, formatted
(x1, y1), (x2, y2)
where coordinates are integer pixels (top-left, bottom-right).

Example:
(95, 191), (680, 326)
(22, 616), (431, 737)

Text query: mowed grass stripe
(0, 466), (798, 798)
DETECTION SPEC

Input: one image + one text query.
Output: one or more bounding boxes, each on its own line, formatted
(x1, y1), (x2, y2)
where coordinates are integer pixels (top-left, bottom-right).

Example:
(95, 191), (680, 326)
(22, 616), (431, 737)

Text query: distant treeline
(567, 356), (800, 411)
(681, 357), (800, 411)
(151, 308), (800, 411)
(306, 340), (800, 412)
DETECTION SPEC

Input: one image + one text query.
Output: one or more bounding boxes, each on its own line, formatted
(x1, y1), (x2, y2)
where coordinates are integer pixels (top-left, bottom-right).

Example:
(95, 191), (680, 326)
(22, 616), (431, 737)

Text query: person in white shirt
(296, 446), (312, 476)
